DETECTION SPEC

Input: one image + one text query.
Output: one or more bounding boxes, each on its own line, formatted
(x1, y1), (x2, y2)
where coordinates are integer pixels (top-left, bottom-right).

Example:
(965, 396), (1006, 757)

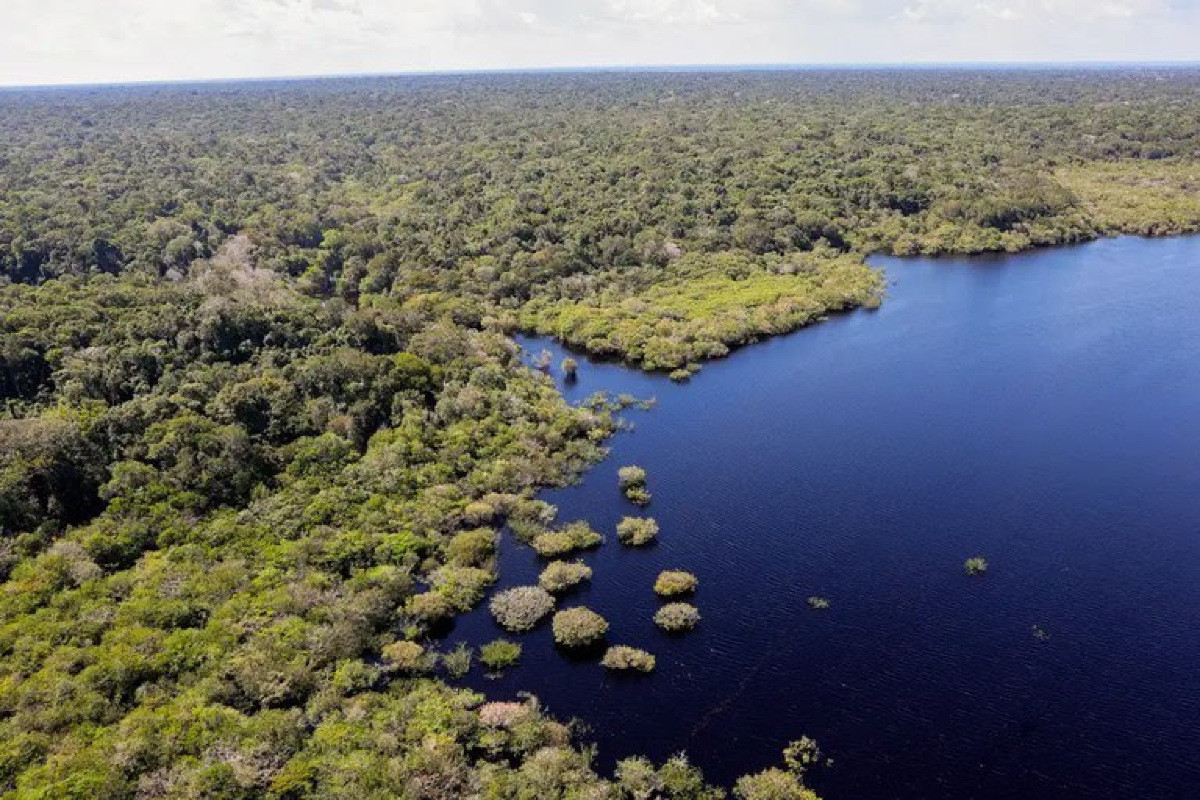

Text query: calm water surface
(456, 236), (1200, 800)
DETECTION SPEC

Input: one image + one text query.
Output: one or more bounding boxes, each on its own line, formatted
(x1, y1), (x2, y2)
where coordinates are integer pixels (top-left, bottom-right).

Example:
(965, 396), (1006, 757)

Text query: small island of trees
(617, 516), (660, 547)
(655, 570), (699, 597)
(490, 586), (557, 632)
(619, 465), (652, 505)
(539, 560), (594, 593)
(655, 602), (702, 633)
(602, 645), (657, 673)
(553, 607), (611, 648)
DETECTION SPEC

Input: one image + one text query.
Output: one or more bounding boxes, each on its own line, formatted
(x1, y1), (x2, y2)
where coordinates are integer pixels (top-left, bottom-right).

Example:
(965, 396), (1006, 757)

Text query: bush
(617, 517), (659, 547)
(654, 570), (697, 597)
(531, 521), (603, 557)
(619, 465), (651, 505)
(618, 465), (647, 488)
(561, 357), (578, 378)
(530, 532), (572, 557)
(539, 560), (593, 593)
(429, 565), (494, 611)
(445, 527), (496, 566)
(654, 603), (700, 632)
(624, 486), (652, 505)
(734, 768), (817, 800)
(552, 607), (610, 648)
(601, 645), (656, 673)
(381, 640), (430, 673)
(806, 596), (829, 610)
(407, 591), (455, 624)
(964, 557), (988, 575)
(479, 639), (522, 672)
(489, 586), (556, 632)
(441, 643), (472, 678)
(462, 500), (498, 525)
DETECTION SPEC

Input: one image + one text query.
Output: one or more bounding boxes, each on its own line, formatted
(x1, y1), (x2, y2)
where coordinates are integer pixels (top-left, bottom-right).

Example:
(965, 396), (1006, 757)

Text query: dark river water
(455, 235), (1200, 800)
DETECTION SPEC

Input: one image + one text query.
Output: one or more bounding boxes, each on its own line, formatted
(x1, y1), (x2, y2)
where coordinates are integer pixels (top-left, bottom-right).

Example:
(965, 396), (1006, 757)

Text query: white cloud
(0, 0), (1196, 86)
(901, 0), (1171, 24)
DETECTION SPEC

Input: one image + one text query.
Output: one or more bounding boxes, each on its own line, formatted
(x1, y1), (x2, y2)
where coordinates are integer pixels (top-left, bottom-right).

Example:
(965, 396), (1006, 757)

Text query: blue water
(456, 235), (1200, 800)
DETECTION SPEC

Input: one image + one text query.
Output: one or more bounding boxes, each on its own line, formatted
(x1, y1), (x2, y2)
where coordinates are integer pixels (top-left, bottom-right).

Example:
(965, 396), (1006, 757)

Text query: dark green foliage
(0, 67), (1192, 798)
(3, 71), (1197, 370)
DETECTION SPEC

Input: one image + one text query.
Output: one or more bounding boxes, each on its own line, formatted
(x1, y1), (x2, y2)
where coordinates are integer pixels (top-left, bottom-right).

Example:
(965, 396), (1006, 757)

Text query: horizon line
(3, 59), (1200, 92)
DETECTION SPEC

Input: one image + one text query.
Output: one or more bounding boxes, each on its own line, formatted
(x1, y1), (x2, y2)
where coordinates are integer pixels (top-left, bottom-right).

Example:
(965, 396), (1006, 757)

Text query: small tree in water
(618, 465), (647, 488)
(561, 356), (578, 379)
(654, 602), (700, 632)
(617, 516), (659, 547)
(601, 645), (656, 673)
(552, 607), (609, 648)
(654, 570), (698, 597)
(964, 557), (988, 575)
(618, 465), (651, 505)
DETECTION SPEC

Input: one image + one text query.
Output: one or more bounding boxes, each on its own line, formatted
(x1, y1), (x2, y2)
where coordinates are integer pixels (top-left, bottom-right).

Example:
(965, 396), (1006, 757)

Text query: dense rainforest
(1, 67), (1199, 799)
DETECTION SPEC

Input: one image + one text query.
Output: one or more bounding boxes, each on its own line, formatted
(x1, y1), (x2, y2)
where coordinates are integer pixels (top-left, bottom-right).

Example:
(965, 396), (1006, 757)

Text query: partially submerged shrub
(616, 754), (713, 799)
(601, 645), (656, 673)
(624, 485), (651, 505)
(445, 527), (497, 567)
(552, 607), (610, 648)
(654, 570), (698, 597)
(407, 591), (455, 624)
(619, 465), (651, 505)
(561, 357), (578, 378)
(618, 465), (647, 488)
(735, 738), (824, 800)
(531, 521), (603, 557)
(531, 531), (575, 558)
(440, 642), (473, 678)
(654, 602), (700, 632)
(479, 639), (522, 672)
(734, 768), (816, 800)
(429, 565), (494, 611)
(539, 560), (593, 593)
(964, 557), (989, 575)
(490, 586), (556, 632)
(507, 498), (558, 543)
(617, 516), (659, 547)
(381, 640), (430, 674)
(806, 596), (830, 610)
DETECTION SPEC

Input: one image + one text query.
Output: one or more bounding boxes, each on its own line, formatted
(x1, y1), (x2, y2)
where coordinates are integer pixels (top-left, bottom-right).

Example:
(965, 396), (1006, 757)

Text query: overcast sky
(2, 0), (1198, 86)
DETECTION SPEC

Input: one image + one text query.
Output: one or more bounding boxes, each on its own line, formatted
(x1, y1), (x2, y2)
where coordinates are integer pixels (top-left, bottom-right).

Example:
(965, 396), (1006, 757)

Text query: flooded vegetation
(457, 236), (1200, 800)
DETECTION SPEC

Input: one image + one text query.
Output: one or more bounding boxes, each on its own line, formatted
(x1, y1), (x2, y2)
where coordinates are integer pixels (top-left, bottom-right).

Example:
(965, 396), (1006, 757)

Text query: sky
(1, 0), (1198, 86)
